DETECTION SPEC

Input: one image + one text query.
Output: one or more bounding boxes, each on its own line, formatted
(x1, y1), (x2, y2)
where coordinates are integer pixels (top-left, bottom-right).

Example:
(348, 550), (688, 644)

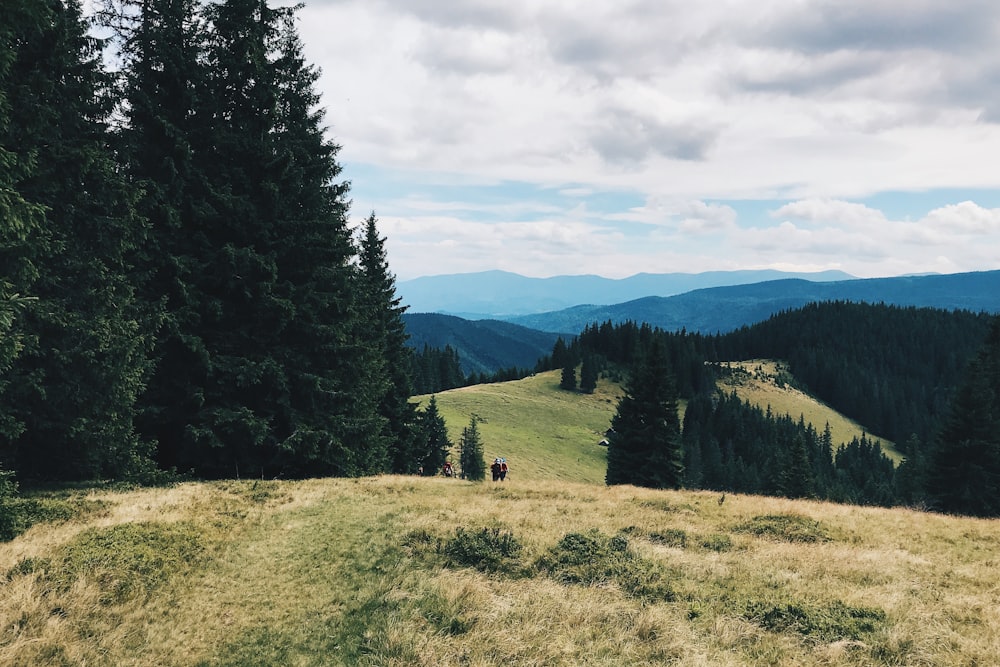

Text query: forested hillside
(402, 313), (562, 377)
(544, 303), (998, 510)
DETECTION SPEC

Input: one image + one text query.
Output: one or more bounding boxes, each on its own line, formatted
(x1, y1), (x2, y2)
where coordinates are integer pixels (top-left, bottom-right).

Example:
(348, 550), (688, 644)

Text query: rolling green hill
(416, 364), (898, 484)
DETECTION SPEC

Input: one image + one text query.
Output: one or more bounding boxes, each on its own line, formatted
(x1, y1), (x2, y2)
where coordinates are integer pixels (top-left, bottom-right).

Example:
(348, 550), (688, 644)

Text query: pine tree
(416, 396), (451, 476)
(927, 318), (1000, 516)
(560, 362), (577, 391)
(458, 417), (486, 481)
(0, 0), (47, 450)
(108, 0), (209, 473)
(580, 353), (599, 394)
(357, 212), (419, 473)
(606, 339), (684, 488)
(778, 433), (814, 499)
(0, 0), (155, 481)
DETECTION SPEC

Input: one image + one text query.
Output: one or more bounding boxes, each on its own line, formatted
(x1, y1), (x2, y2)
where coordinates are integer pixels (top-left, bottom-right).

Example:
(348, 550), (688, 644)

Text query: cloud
(772, 199), (888, 229)
(921, 201), (1000, 233)
(589, 108), (717, 164)
(290, 1), (1000, 280)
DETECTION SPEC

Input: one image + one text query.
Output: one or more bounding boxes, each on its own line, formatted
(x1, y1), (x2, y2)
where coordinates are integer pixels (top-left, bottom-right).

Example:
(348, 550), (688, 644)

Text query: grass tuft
(733, 513), (832, 543)
(744, 599), (887, 641)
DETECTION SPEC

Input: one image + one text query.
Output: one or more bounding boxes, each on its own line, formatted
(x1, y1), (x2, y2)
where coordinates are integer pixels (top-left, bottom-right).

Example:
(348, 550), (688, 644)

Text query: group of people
(490, 457), (509, 482)
(437, 457), (509, 481)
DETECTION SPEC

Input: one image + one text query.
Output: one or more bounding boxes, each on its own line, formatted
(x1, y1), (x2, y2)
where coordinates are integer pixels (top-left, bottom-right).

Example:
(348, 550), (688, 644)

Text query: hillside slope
(715, 360), (901, 461)
(418, 366), (896, 485)
(403, 313), (565, 375)
(2, 477), (997, 665)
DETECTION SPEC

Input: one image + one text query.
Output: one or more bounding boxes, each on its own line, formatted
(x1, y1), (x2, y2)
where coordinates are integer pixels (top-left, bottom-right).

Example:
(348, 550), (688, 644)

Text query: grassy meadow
(2, 367), (993, 665)
(2, 476), (998, 666)
(414, 371), (624, 483)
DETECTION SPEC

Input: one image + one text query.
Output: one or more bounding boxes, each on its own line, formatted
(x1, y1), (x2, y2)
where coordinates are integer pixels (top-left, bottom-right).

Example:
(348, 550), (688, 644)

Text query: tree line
(548, 305), (999, 516)
(0, 0), (455, 490)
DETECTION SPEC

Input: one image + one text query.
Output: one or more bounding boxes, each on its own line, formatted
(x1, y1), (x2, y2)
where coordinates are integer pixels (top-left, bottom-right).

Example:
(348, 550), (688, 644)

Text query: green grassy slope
(419, 361), (901, 485)
(416, 370), (622, 484)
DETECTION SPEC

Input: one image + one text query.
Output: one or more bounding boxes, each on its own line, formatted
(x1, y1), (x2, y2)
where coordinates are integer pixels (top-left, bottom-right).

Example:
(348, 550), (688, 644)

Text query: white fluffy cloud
(294, 0), (1000, 279)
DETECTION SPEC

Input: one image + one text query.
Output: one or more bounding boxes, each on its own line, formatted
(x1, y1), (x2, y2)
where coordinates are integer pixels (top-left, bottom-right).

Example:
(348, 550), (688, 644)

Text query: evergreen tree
(458, 416), (485, 481)
(416, 396), (451, 476)
(606, 339), (684, 489)
(580, 353), (599, 394)
(778, 433), (814, 498)
(0, 0), (46, 450)
(560, 362), (577, 391)
(108, 0), (209, 473)
(114, 0), (385, 478)
(927, 318), (1000, 516)
(357, 212), (419, 473)
(1, 0), (155, 481)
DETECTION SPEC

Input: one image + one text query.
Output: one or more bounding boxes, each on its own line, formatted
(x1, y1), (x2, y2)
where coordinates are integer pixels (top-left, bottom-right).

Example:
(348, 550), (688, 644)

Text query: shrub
(535, 530), (675, 601)
(0, 470), (22, 541)
(648, 529), (687, 548)
(698, 533), (733, 552)
(733, 514), (832, 543)
(442, 526), (522, 573)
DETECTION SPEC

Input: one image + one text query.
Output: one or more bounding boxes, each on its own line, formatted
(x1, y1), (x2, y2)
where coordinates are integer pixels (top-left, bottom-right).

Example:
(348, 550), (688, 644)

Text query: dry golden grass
(2, 476), (998, 666)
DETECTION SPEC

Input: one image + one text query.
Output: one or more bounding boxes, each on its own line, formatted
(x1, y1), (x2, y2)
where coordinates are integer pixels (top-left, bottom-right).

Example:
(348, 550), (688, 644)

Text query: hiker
(491, 458), (502, 482)
(442, 461), (454, 477)
(500, 458), (508, 481)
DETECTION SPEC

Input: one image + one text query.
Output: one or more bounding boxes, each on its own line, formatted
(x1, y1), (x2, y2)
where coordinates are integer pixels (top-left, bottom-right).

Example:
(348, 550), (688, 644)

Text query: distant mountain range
(397, 269), (855, 318)
(505, 270), (1000, 334)
(401, 269), (1000, 374)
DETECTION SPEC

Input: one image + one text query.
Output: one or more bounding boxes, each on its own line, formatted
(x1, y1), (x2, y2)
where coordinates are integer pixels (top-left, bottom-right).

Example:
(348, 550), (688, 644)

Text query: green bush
(733, 514), (832, 543)
(698, 533), (733, 552)
(535, 530), (675, 601)
(648, 528), (687, 548)
(442, 526), (522, 573)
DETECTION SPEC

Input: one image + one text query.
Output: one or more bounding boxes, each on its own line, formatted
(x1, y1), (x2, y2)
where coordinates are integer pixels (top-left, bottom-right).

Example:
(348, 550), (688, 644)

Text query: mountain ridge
(503, 270), (1000, 334)
(397, 268), (856, 317)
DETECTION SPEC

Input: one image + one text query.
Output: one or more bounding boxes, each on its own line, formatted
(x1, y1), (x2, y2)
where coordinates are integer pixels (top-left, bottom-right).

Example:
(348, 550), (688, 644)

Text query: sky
(290, 0), (1000, 280)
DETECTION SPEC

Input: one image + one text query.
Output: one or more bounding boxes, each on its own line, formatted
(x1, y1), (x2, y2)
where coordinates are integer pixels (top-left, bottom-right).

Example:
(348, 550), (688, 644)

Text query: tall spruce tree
(416, 395), (451, 476)
(114, 0), (385, 477)
(927, 317), (1000, 517)
(580, 353), (599, 394)
(165, 0), (385, 477)
(458, 416), (486, 481)
(357, 212), (419, 473)
(0, 0), (154, 481)
(606, 339), (684, 488)
(109, 0), (209, 473)
(0, 0), (46, 451)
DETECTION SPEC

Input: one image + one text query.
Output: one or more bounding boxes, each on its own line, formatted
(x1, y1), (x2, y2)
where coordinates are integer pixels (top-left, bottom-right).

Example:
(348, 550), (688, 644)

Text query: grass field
(2, 476), (998, 665)
(420, 364), (901, 481)
(415, 371), (624, 484)
(1, 365), (968, 665)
